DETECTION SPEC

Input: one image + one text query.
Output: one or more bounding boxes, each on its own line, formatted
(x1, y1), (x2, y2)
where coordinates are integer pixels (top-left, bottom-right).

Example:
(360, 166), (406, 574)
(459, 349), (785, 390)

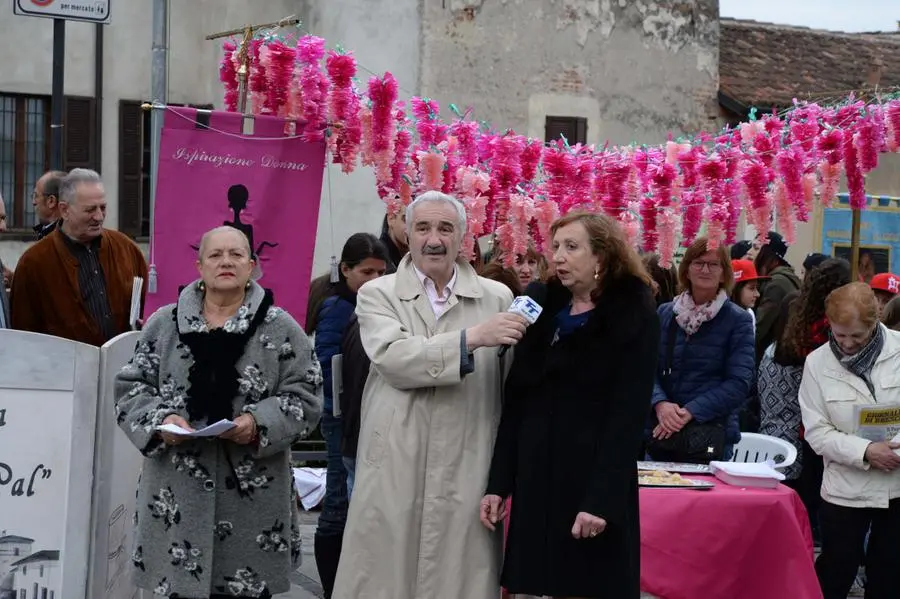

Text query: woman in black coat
(482, 211), (660, 599)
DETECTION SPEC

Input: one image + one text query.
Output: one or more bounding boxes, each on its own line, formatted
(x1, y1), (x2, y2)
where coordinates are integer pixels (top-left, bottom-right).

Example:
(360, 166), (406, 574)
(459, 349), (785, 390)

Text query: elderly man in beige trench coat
(332, 191), (529, 599)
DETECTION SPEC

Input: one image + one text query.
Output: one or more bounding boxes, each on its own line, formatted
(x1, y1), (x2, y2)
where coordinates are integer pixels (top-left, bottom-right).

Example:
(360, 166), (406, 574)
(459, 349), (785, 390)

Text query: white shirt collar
(413, 264), (458, 318)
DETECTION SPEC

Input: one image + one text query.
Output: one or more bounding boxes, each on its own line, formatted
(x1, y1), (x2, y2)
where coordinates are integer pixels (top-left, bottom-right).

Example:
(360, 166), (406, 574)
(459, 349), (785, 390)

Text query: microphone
(498, 282), (546, 357)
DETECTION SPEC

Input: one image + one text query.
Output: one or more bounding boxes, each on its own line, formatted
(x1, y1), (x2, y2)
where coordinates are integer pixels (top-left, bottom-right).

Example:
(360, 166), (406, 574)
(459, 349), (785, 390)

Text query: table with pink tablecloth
(640, 476), (822, 599)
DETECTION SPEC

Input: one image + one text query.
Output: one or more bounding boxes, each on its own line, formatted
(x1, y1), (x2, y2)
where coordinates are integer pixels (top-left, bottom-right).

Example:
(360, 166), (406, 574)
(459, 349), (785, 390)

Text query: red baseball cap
(870, 272), (900, 296)
(732, 260), (769, 284)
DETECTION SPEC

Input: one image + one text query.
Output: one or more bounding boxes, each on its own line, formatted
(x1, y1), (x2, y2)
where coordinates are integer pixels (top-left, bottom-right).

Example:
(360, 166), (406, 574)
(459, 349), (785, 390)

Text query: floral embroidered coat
(114, 282), (323, 598)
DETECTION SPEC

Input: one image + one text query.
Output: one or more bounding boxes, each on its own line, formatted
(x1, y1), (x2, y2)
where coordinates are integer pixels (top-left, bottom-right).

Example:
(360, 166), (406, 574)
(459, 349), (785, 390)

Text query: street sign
(13, 0), (111, 24)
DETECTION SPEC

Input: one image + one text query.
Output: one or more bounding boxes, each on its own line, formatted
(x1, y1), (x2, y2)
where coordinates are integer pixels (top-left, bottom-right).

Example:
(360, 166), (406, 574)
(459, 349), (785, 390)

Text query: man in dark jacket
(379, 206), (408, 272)
(339, 314), (369, 497)
(754, 231), (801, 361)
(32, 170), (66, 239)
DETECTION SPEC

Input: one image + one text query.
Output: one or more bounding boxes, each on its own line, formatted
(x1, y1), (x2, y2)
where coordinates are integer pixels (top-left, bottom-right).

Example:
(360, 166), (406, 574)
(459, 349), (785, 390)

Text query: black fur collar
(176, 289), (274, 423)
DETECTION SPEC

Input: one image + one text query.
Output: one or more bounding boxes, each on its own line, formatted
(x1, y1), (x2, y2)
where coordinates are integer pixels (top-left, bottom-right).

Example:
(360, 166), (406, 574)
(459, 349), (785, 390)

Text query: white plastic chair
(731, 432), (798, 470)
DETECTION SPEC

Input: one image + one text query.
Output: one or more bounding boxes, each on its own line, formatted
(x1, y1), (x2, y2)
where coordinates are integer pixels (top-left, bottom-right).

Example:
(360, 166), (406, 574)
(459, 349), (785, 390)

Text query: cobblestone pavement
(280, 509), (323, 598)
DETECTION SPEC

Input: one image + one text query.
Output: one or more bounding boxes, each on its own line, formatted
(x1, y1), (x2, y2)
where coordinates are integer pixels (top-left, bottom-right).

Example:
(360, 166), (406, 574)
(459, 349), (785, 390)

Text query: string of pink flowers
(815, 128), (843, 207)
(384, 104), (412, 201)
(248, 39), (268, 115)
(886, 100), (900, 151)
(699, 153), (728, 250)
(417, 150), (446, 192)
(776, 146), (809, 223)
(213, 36), (900, 251)
(219, 42), (239, 112)
(411, 97), (448, 152)
(843, 122), (867, 210)
(495, 194), (536, 268)
(485, 134), (526, 235)
(297, 36), (329, 142)
(325, 50), (360, 171)
(264, 40), (296, 116)
(457, 166), (491, 261)
(649, 161), (677, 262)
(368, 73), (398, 187)
(541, 141), (577, 215)
(449, 119), (481, 168)
(774, 180), (795, 244)
(359, 108), (374, 167)
(533, 199), (560, 260)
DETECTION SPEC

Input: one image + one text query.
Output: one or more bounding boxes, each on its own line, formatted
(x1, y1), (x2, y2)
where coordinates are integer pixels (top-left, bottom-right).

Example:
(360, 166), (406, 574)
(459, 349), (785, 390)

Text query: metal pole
(147, 0), (168, 294)
(50, 18), (66, 170)
(93, 23), (104, 174)
(850, 208), (861, 281)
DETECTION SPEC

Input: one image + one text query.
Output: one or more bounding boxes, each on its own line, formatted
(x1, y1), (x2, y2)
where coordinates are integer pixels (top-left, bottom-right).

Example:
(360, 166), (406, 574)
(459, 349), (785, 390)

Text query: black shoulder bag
(646, 316), (726, 464)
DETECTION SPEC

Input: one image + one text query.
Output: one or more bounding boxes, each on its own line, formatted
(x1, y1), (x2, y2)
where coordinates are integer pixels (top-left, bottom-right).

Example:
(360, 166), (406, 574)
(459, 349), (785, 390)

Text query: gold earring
(245, 281), (251, 290)
(594, 268), (600, 281)
(197, 281), (206, 292)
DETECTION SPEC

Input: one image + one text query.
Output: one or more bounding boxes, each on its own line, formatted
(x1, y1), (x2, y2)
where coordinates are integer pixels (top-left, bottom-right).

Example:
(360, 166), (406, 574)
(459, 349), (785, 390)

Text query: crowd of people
(2, 168), (900, 599)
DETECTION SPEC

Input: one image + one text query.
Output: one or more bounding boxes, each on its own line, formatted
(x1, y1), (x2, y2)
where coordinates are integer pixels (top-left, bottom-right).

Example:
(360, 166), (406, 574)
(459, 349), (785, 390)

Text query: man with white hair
(11, 168), (148, 345)
(333, 191), (528, 599)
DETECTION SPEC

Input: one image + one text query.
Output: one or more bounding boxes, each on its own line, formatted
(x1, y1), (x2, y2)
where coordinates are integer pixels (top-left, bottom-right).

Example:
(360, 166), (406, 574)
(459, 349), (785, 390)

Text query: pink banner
(147, 108), (324, 326)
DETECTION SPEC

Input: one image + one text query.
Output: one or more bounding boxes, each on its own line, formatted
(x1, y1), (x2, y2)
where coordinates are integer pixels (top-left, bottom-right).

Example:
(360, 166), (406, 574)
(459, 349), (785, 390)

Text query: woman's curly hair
(775, 258), (851, 365)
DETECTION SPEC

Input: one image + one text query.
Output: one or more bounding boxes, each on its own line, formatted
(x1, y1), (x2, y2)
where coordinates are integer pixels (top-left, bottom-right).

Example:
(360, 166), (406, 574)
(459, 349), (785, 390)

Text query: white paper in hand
(157, 419), (236, 438)
(129, 276), (144, 329)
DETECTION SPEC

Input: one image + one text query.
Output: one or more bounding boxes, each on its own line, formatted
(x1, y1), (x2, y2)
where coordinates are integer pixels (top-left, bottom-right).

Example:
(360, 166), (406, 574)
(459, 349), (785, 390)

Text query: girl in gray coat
(114, 226), (323, 598)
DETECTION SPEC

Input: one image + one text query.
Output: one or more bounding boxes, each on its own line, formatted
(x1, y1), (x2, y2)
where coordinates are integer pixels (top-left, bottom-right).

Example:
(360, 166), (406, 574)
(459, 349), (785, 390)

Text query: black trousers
(782, 440), (824, 541)
(816, 498), (900, 599)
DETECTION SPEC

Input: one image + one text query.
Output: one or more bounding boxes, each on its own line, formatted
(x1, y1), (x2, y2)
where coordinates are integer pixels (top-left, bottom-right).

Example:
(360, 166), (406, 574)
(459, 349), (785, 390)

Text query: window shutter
(544, 116), (588, 145)
(119, 100), (143, 238)
(574, 117), (588, 145)
(63, 95), (97, 171)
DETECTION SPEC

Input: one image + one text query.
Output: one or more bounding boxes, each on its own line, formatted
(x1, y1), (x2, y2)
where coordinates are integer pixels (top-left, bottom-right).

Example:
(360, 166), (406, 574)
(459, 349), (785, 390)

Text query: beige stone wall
(420, 0), (721, 146)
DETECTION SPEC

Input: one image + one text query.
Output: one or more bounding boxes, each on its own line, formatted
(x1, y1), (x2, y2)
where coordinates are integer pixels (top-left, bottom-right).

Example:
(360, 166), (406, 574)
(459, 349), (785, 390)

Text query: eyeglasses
(690, 260), (723, 272)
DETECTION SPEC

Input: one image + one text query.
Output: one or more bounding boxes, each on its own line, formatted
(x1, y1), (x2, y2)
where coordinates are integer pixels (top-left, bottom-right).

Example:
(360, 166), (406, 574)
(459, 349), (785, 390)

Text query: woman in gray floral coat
(115, 226), (323, 598)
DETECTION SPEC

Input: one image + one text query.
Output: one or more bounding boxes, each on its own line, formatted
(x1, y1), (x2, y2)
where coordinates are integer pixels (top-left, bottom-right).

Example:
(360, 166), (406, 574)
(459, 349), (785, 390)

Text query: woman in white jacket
(799, 282), (900, 599)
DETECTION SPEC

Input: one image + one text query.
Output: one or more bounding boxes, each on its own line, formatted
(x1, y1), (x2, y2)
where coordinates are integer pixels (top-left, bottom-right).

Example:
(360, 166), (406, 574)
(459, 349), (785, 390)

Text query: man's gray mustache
(423, 246), (447, 255)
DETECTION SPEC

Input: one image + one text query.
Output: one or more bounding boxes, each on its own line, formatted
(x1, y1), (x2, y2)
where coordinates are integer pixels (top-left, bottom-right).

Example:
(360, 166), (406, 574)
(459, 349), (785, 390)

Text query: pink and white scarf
(672, 290), (728, 336)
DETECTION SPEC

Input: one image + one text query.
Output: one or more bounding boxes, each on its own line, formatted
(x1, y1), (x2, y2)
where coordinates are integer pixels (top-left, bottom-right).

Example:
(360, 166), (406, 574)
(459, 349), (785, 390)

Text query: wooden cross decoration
(205, 15), (301, 115)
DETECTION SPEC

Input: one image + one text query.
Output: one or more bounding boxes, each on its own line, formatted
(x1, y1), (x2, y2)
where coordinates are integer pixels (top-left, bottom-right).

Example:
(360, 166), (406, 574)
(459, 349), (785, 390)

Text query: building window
(39, 565), (43, 577)
(22, 565), (26, 575)
(544, 116), (587, 145)
(119, 100), (213, 239)
(14, 547), (19, 556)
(0, 93), (50, 230)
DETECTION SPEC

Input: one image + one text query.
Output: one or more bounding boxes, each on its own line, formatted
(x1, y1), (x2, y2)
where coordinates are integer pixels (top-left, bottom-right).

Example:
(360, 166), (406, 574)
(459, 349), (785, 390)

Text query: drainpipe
(94, 23), (103, 173)
(147, 0), (168, 293)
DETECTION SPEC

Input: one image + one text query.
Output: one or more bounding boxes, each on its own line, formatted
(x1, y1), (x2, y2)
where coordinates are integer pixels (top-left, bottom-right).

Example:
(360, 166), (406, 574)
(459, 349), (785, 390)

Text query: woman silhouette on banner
(192, 184), (279, 280)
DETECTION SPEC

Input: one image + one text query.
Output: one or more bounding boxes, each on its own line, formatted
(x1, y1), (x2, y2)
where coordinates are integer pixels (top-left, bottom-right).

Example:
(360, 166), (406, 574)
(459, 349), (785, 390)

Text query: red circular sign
(31, 0), (55, 6)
